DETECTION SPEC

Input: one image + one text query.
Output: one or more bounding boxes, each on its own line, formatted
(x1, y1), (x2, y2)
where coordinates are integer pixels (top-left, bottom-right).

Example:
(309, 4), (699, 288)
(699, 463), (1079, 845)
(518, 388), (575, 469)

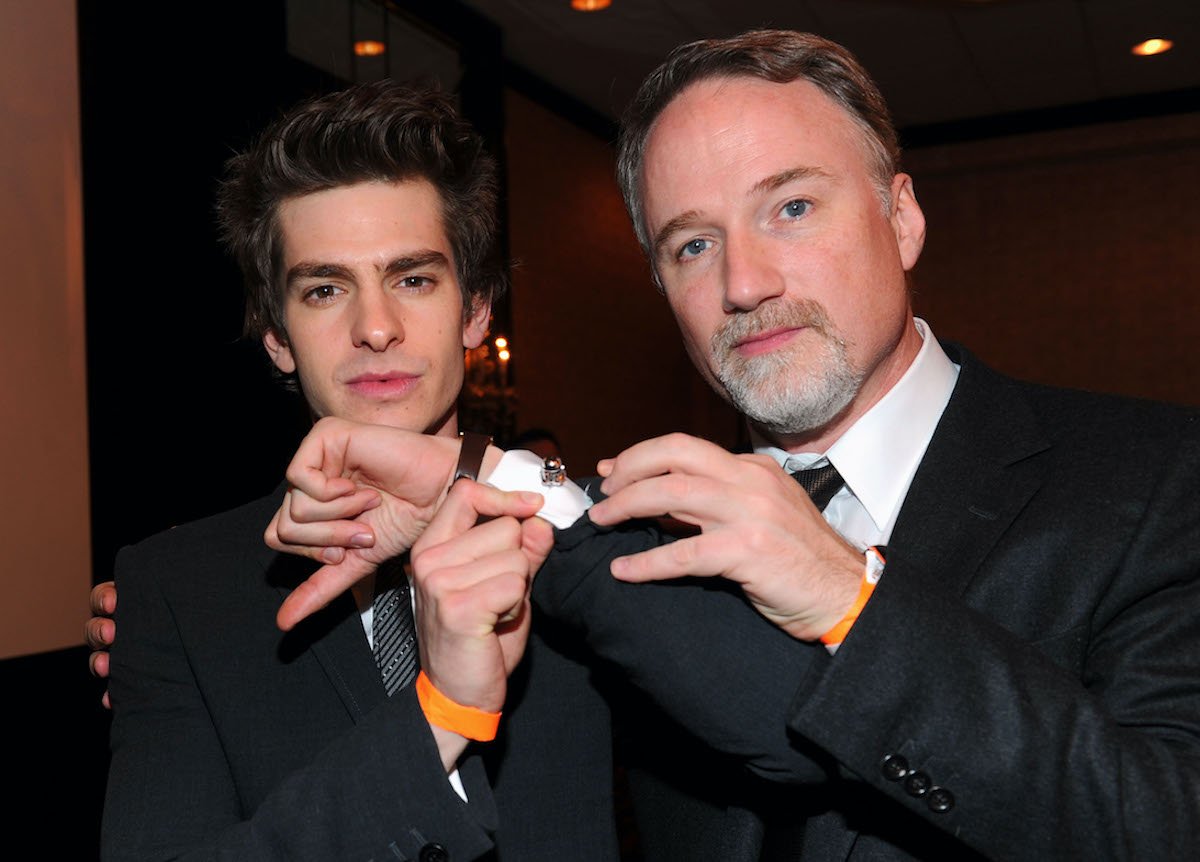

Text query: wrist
(819, 545), (886, 647)
(435, 432), (501, 509)
(417, 670), (502, 742)
(479, 445), (503, 482)
(453, 431), (491, 483)
(446, 431), (503, 487)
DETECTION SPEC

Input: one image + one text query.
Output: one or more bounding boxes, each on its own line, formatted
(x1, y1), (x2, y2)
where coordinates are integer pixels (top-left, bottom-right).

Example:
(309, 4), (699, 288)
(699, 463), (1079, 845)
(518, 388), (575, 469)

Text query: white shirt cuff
(486, 450), (592, 529)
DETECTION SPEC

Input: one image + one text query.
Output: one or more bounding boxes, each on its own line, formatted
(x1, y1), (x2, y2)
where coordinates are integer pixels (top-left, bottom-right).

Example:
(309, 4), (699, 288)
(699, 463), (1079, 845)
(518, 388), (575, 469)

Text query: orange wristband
(820, 546), (886, 646)
(415, 670), (502, 742)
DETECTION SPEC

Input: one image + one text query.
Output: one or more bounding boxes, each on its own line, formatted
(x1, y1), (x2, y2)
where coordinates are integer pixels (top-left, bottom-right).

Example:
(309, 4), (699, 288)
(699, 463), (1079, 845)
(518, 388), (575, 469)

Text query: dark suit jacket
(534, 345), (1200, 861)
(104, 489), (619, 862)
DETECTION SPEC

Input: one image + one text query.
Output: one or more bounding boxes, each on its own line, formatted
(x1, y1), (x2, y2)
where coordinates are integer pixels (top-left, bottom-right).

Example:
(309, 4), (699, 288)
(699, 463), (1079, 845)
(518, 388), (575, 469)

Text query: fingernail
(350, 533), (373, 548)
(518, 491), (543, 505)
(322, 547), (345, 563)
(610, 557), (628, 576)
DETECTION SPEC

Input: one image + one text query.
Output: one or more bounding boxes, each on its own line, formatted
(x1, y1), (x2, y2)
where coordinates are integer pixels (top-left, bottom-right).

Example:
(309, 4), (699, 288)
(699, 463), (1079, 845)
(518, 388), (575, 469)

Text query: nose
(350, 285), (405, 351)
(721, 232), (786, 313)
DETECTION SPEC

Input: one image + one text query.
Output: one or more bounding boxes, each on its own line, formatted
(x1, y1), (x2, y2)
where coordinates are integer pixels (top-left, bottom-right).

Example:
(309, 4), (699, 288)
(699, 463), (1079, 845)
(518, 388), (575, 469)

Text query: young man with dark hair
(100, 80), (620, 862)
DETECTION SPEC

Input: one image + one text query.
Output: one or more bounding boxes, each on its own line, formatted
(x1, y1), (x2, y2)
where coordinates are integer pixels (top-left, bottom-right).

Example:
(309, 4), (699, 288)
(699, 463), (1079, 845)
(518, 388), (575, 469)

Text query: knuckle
(662, 473), (692, 500)
(667, 541), (696, 568)
(495, 516), (521, 544)
(420, 567), (453, 597)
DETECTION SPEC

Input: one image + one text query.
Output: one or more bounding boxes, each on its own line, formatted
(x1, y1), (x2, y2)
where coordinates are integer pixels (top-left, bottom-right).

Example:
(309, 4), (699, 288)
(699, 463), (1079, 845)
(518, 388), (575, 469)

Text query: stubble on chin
(710, 298), (863, 436)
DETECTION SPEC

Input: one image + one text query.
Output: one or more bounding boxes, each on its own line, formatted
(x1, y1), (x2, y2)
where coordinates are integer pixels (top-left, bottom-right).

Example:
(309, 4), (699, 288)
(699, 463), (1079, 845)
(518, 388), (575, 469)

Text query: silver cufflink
(540, 457), (566, 487)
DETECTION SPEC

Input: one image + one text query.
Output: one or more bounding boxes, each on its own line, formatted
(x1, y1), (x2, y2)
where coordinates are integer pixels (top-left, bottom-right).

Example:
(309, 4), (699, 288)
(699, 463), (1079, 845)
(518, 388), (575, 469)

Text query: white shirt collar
(757, 318), (959, 538)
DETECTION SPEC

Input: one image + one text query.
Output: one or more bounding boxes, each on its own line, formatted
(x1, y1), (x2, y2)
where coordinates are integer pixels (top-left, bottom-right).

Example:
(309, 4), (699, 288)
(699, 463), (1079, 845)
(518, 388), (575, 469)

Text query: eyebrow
(651, 166), (837, 259)
(651, 211), (702, 260)
(285, 249), (451, 291)
(751, 165), (836, 196)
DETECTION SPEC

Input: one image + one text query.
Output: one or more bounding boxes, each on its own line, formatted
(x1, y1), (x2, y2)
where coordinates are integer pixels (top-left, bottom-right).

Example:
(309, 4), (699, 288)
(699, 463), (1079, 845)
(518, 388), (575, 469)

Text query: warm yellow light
(498, 349), (511, 362)
(494, 336), (508, 349)
(354, 40), (387, 57)
(571, 0), (612, 10)
(1132, 38), (1173, 56)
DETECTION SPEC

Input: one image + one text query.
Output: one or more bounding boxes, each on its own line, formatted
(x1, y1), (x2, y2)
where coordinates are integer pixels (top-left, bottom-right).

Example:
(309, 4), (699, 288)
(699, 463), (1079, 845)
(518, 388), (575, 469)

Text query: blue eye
(781, 199), (811, 219)
(679, 238), (712, 259)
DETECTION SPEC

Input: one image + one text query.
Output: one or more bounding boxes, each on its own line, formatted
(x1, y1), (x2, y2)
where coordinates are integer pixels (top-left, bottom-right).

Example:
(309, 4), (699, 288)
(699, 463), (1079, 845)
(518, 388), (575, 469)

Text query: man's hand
(266, 417), (500, 630)
(86, 580), (117, 709)
(410, 480), (551, 768)
(588, 433), (863, 641)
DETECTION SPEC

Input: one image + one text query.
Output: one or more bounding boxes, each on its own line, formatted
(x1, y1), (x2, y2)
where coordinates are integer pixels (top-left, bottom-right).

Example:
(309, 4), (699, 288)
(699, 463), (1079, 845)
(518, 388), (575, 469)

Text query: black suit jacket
(534, 345), (1200, 861)
(104, 489), (619, 861)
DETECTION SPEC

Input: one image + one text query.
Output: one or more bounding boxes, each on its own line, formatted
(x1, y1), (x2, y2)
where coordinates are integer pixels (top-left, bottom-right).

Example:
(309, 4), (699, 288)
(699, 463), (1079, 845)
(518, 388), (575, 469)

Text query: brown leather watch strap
(453, 431), (492, 483)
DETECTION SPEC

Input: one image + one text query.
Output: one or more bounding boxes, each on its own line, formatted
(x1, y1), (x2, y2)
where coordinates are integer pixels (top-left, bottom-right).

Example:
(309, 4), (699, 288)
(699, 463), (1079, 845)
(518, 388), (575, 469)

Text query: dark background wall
(5, 1), (1197, 856)
(19, 3), (317, 854)
(908, 112), (1200, 404)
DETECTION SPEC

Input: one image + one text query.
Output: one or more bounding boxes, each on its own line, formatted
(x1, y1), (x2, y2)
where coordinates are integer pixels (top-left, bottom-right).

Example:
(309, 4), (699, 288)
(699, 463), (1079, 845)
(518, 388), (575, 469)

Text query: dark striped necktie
(372, 558), (419, 696)
(791, 463), (844, 512)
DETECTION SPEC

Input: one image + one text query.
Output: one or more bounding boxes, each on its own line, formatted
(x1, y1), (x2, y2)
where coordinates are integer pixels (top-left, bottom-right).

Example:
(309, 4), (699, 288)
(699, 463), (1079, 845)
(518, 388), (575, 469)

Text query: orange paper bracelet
(820, 546), (886, 646)
(416, 670), (502, 742)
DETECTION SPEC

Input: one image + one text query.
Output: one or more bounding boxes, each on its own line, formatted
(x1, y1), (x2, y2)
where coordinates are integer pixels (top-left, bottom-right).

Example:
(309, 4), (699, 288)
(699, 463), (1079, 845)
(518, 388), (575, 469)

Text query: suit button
(904, 770), (931, 797)
(927, 787), (955, 813)
(881, 754), (909, 781)
(419, 844), (450, 862)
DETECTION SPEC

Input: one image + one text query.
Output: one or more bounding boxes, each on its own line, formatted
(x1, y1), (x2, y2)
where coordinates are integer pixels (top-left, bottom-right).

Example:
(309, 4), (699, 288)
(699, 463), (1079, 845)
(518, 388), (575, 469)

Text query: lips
(733, 326), (804, 357)
(345, 371), (420, 398)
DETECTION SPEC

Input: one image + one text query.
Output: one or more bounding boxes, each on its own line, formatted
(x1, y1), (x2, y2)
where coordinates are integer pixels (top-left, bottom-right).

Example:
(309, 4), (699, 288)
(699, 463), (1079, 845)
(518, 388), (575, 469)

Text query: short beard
(711, 299), (863, 437)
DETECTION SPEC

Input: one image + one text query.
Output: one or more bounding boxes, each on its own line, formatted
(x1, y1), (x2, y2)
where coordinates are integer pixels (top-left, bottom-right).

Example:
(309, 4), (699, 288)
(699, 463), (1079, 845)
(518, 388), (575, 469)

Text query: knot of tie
(791, 463), (844, 512)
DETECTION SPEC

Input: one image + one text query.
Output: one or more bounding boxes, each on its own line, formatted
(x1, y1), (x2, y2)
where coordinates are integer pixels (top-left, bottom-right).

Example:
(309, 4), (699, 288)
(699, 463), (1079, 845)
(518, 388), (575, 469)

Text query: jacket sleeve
(103, 541), (498, 862)
(533, 518), (832, 785)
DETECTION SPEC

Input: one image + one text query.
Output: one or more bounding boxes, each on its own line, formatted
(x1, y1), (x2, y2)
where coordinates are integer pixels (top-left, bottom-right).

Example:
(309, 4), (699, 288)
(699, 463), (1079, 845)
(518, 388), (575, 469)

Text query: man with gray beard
(526, 28), (1200, 860)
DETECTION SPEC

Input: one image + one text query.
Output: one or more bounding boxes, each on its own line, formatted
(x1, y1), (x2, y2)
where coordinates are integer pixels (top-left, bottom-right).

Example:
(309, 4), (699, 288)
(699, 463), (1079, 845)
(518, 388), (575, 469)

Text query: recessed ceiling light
(1132, 38), (1173, 57)
(571, 0), (612, 10)
(354, 40), (387, 57)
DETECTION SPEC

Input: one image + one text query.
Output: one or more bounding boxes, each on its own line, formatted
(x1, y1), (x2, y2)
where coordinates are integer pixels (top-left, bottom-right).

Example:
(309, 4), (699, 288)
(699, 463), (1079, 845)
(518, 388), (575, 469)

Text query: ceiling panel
(1083, 0), (1200, 98)
(953, 0), (1098, 115)
(452, 0), (1198, 129)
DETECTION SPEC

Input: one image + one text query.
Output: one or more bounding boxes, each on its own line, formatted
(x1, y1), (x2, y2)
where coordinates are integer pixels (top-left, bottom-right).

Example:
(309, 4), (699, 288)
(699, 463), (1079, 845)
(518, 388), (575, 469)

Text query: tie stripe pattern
(791, 463), (844, 512)
(372, 558), (419, 696)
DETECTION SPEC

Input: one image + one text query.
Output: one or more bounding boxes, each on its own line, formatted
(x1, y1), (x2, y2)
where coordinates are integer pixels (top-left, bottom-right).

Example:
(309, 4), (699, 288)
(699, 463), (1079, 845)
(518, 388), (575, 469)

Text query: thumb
(521, 517), (555, 574)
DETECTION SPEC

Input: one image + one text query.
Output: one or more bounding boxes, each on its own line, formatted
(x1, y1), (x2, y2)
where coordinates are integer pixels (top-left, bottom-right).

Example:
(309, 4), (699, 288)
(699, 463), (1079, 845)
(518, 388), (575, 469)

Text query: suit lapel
(303, 590), (387, 720)
(250, 488), (386, 722)
(889, 345), (1051, 605)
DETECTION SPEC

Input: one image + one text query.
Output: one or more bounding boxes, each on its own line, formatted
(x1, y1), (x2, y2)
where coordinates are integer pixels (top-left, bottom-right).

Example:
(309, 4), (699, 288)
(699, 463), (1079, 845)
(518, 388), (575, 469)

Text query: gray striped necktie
(372, 558), (419, 695)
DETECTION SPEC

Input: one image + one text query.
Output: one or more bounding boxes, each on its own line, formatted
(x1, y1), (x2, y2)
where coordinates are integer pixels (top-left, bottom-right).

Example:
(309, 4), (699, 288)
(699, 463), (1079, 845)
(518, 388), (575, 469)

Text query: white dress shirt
(756, 318), (959, 551)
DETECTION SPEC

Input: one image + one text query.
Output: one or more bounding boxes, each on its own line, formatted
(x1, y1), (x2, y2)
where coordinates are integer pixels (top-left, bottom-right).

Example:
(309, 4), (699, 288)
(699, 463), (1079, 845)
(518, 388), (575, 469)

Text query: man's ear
(462, 298), (492, 349)
(263, 329), (296, 374)
(890, 173), (927, 272)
